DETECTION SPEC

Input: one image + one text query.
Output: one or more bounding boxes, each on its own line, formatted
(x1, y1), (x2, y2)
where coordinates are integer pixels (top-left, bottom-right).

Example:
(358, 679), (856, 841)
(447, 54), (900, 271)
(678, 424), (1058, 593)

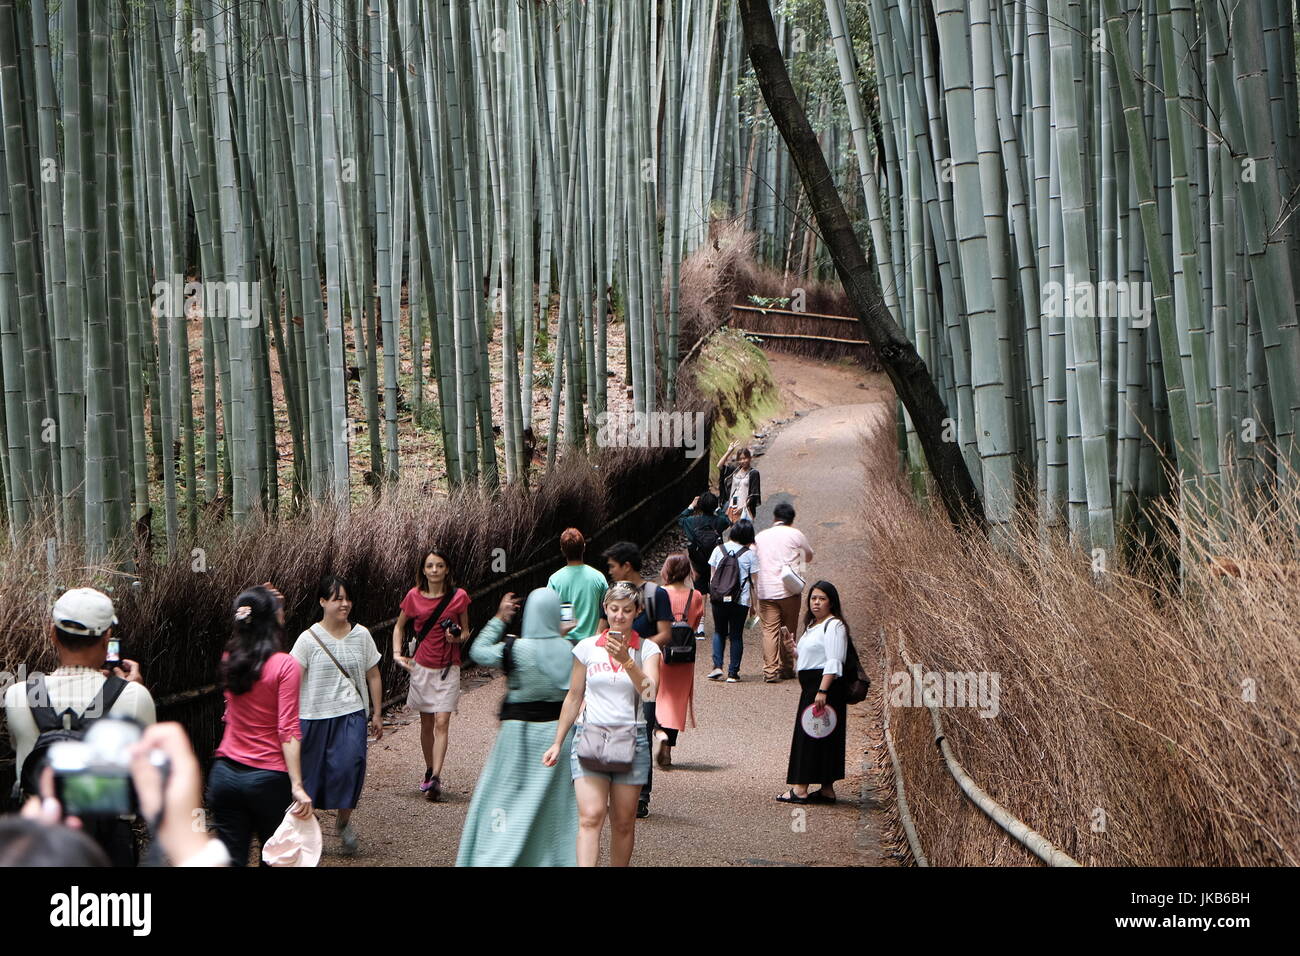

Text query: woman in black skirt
(775, 581), (849, 805)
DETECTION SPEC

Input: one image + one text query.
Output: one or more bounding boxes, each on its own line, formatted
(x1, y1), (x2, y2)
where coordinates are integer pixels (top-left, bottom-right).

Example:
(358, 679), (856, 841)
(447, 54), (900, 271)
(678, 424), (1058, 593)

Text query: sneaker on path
(419, 769), (434, 793)
(707, 668), (724, 681)
(339, 822), (358, 856)
(726, 675), (740, 683)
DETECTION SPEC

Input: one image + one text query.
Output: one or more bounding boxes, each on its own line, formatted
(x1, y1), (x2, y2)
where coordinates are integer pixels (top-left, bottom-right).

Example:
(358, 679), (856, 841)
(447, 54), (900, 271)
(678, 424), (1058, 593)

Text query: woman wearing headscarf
(456, 588), (579, 866)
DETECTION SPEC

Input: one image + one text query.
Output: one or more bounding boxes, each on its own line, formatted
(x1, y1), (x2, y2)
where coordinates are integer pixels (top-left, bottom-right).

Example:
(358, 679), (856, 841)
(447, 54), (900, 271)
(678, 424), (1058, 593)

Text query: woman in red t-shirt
(392, 549), (470, 801)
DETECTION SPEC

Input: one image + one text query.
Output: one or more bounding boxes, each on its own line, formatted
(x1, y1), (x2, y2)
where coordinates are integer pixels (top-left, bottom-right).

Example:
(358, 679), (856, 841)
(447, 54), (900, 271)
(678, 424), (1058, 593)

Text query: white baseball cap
(51, 587), (119, 637)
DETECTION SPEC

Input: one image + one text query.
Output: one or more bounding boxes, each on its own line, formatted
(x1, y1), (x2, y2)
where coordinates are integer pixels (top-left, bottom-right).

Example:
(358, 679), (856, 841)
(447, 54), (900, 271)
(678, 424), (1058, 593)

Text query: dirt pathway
(324, 352), (898, 866)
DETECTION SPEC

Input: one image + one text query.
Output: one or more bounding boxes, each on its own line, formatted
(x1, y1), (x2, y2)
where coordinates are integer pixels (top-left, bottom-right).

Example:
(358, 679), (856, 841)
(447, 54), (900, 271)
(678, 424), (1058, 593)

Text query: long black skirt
(786, 669), (847, 786)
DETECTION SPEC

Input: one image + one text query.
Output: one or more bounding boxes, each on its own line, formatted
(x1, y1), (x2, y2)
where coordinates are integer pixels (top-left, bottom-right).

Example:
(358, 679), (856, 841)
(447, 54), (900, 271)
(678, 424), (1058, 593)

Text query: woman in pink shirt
(206, 585), (313, 865)
(391, 550), (471, 801)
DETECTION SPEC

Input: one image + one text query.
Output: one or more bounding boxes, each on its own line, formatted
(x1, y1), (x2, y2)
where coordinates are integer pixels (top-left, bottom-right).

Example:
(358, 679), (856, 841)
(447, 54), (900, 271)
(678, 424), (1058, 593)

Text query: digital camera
(48, 718), (167, 818)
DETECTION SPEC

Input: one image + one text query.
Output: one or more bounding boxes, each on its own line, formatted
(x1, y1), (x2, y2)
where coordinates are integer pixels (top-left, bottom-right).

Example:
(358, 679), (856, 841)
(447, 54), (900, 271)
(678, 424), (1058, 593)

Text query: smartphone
(105, 638), (121, 667)
(607, 630), (622, 643)
(560, 603), (574, 623)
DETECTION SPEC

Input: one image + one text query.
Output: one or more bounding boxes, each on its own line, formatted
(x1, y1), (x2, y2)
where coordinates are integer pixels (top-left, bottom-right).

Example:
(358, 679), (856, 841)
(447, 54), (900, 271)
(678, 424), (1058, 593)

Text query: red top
(215, 652), (302, 772)
(401, 587), (470, 669)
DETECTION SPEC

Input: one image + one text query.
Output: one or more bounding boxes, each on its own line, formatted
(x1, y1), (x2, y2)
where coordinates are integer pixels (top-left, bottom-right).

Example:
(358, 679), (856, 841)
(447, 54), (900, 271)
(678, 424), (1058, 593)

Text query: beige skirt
(406, 662), (461, 714)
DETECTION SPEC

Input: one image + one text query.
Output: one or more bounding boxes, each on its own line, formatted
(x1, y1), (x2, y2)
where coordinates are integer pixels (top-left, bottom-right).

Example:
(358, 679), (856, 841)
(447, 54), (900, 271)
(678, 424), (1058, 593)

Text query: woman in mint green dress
(456, 588), (578, 866)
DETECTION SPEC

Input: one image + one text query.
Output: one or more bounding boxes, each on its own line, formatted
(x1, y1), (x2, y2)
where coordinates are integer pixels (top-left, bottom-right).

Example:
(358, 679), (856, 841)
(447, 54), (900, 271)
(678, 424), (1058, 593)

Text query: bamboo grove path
(326, 353), (897, 866)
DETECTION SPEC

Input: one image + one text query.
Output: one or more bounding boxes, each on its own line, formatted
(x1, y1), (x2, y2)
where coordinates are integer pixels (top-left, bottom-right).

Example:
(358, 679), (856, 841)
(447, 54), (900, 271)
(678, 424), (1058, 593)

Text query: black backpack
(838, 639), (870, 704)
(20, 674), (129, 797)
(709, 543), (744, 602)
(665, 591), (700, 665)
(688, 518), (720, 566)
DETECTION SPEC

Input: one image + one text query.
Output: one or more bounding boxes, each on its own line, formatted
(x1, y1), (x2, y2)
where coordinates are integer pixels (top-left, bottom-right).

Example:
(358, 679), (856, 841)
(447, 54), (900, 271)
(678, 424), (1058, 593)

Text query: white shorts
(406, 662), (461, 714)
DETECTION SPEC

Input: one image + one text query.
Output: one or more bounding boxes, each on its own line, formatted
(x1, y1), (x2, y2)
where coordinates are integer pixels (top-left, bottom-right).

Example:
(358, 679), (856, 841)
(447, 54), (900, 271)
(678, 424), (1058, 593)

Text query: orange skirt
(656, 659), (696, 732)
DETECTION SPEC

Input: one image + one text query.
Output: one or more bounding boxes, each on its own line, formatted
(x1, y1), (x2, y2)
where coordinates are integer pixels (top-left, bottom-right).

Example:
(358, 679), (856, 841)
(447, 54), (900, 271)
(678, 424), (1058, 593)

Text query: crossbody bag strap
(411, 590), (456, 656)
(580, 638), (645, 726)
(310, 625), (365, 706)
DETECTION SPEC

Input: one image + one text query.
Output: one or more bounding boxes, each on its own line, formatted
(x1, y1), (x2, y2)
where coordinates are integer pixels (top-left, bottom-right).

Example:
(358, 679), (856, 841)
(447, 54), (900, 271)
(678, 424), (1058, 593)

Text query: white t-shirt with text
(573, 634), (662, 727)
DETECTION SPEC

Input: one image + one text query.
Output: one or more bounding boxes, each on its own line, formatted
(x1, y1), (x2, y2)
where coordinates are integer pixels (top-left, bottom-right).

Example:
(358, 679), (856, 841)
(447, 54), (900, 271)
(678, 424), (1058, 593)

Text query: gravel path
(323, 353), (898, 866)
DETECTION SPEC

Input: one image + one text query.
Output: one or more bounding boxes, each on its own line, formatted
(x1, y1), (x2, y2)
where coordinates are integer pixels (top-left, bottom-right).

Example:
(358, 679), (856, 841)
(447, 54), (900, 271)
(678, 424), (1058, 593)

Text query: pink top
(215, 652), (302, 772)
(401, 587), (470, 669)
(754, 524), (814, 601)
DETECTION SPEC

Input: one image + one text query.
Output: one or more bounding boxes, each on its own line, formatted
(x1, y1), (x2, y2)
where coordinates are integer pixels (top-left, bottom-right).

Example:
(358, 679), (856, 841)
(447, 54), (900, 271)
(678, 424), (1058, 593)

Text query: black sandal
(775, 789), (810, 804)
(808, 789), (837, 804)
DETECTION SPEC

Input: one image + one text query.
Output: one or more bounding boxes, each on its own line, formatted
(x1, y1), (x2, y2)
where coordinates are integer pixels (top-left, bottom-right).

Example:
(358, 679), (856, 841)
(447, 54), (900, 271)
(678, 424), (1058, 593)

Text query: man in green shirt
(546, 528), (610, 642)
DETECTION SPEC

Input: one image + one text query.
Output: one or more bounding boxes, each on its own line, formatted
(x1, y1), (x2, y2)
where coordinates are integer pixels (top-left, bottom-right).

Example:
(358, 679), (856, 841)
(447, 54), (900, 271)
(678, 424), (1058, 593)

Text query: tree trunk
(736, 0), (984, 530)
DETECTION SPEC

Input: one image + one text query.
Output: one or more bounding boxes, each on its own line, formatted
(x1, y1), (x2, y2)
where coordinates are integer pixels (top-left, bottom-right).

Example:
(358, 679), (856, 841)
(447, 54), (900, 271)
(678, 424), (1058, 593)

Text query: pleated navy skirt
(786, 669), (847, 786)
(301, 709), (369, 809)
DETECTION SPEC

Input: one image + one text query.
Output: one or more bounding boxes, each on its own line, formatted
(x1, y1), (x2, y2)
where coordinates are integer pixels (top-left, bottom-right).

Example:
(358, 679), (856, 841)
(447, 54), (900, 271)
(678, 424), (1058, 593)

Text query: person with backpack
(392, 549), (471, 801)
(289, 575), (383, 856)
(679, 492), (728, 632)
(206, 584), (314, 865)
(653, 553), (705, 769)
(601, 541), (671, 818)
(776, 581), (855, 805)
(706, 519), (759, 683)
(542, 581), (662, 866)
(457, 588), (578, 866)
(4, 587), (156, 866)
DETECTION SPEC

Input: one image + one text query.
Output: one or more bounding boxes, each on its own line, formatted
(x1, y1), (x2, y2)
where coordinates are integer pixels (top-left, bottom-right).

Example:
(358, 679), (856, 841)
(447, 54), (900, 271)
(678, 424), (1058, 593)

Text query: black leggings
(206, 757), (293, 867)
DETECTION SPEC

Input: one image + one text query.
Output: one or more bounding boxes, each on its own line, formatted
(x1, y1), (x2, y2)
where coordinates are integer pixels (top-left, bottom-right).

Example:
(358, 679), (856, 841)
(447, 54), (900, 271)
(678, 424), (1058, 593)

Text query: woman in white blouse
(776, 581), (850, 804)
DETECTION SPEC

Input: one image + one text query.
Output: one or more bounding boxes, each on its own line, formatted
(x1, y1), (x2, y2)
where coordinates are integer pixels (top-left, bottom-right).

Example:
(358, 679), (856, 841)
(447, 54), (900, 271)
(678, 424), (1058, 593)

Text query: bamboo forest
(0, 0), (1296, 886)
(1, 0), (1296, 563)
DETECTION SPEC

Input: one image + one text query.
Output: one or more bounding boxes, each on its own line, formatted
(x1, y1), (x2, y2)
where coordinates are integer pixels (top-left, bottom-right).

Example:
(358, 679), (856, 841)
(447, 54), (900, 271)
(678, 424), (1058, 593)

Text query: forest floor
(316, 350), (901, 866)
(176, 298), (638, 510)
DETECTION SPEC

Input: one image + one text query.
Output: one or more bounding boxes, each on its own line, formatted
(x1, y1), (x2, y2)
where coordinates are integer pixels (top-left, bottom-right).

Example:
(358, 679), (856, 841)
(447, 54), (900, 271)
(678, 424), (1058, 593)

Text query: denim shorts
(570, 724), (651, 786)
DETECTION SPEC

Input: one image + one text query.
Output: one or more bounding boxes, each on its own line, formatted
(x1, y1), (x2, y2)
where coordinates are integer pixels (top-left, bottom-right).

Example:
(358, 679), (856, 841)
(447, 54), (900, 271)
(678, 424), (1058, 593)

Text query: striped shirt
(290, 624), (382, 721)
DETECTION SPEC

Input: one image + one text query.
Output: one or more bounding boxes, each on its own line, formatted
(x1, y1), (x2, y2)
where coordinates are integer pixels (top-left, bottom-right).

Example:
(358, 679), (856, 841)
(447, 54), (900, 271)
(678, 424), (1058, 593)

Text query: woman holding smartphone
(392, 550), (470, 801)
(543, 581), (661, 867)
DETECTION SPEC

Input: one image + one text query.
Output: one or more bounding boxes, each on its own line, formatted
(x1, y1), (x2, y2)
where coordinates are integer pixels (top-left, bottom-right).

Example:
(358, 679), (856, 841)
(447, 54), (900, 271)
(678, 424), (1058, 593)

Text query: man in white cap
(4, 587), (156, 865)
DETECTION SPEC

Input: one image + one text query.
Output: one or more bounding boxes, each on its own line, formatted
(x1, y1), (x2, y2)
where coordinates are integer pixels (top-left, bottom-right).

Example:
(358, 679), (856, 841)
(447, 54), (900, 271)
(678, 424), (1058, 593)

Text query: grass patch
(692, 327), (782, 461)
